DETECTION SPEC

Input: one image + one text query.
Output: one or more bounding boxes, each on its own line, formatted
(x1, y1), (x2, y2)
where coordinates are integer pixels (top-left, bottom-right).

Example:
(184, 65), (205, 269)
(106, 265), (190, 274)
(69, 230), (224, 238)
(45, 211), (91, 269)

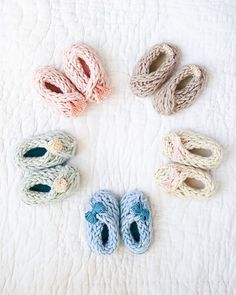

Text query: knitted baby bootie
(155, 163), (215, 199)
(130, 43), (180, 97)
(34, 66), (87, 117)
(152, 65), (206, 115)
(120, 190), (152, 254)
(22, 165), (79, 205)
(64, 43), (111, 103)
(162, 130), (223, 169)
(16, 131), (77, 170)
(85, 190), (119, 255)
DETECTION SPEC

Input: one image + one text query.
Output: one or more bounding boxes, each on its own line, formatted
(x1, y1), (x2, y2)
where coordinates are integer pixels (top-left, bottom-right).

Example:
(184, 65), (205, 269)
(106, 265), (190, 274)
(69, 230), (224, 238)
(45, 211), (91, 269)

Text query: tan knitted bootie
(130, 43), (180, 97)
(152, 64), (206, 115)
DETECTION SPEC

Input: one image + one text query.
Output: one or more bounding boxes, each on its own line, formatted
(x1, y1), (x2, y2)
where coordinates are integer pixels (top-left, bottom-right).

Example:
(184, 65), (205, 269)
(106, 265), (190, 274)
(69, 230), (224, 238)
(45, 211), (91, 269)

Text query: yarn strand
(130, 43), (180, 97)
(34, 43), (110, 116)
(152, 65), (207, 115)
(34, 66), (87, 117)
(64, 43), (110, 103)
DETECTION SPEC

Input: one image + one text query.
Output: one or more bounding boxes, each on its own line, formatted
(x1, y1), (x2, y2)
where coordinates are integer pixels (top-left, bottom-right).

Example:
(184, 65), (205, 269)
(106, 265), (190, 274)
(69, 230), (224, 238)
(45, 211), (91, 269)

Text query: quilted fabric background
(0, 0), (236, 294)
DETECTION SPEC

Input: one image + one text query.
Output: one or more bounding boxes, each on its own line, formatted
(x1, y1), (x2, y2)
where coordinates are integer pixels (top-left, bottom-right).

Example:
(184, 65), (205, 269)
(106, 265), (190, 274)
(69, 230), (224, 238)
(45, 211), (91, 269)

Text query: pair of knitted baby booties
(155, 130), (223, 198)
(15, 131), (79, 205)
(130, 43), (207, 115)
(85, 190), (152, 255)
(34, 43), (110, 117)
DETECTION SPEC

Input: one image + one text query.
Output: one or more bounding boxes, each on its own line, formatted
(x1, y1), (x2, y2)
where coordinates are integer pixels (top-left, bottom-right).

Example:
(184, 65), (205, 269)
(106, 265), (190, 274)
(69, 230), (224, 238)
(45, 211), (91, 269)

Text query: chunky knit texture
(34, 43), (110, 116)
(155, 163), (215, 199)
(16, 131), (77, 170)
(22, 165), (79, 205)
(130, 43), (180, 97)
(152, 64), (206, 115)
(162, 130), (223, 170)
(120, 190), (152, 254)
(85, 190), (119, 255)
(64, 43), (110, 103)
(34, 66), (87, 117)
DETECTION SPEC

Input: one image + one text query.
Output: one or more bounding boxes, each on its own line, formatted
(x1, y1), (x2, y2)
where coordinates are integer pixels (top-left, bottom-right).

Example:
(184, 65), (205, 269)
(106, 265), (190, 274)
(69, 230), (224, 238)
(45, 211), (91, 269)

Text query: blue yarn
(85, 190), (119, 255)
(120, 190), (152, 254)
(131, 201), (150, 222)
(85, 202), (107, 224)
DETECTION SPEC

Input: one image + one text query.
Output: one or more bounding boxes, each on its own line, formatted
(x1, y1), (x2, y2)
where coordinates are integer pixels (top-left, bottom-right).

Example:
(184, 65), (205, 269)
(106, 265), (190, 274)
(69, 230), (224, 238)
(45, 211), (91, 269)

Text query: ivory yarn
(155, 163), (215, 199)
(162, 130), (223, 170)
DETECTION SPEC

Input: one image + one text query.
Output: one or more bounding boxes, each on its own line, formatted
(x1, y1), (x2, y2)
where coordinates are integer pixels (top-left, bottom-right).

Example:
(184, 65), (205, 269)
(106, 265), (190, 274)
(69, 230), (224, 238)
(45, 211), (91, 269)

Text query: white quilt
(1, 0), (236, 294)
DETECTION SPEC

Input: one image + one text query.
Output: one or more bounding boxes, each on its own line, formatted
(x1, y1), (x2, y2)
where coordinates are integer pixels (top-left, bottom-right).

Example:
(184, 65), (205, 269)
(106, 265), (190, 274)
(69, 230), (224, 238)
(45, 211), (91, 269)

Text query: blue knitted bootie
(85, 190), (120, 255)
(120, 190), (152, 254)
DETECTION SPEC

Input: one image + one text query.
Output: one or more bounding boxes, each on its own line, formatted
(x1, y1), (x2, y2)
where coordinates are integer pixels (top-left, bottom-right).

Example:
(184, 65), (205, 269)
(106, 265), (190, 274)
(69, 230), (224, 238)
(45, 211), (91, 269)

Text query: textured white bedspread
(1, 0), (236, 294)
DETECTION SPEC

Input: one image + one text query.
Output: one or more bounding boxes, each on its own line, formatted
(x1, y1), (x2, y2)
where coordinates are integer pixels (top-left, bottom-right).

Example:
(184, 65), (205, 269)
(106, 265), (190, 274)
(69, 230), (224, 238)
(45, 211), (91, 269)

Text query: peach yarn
(34, 66), (87, 117)
(34, 43), (110, 117)
(64, 43), (110, 103)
